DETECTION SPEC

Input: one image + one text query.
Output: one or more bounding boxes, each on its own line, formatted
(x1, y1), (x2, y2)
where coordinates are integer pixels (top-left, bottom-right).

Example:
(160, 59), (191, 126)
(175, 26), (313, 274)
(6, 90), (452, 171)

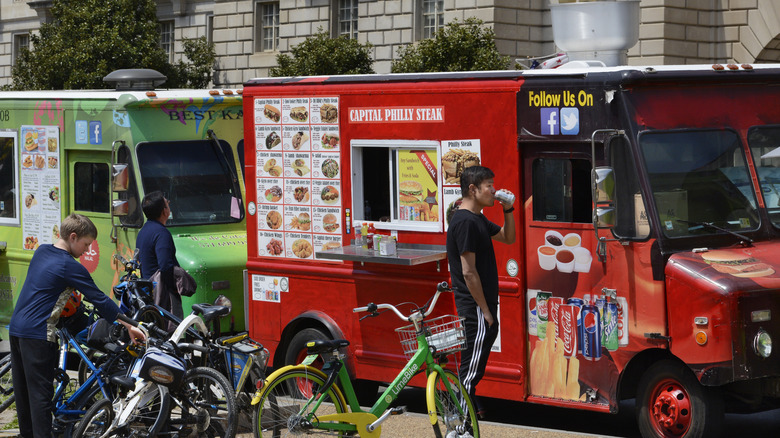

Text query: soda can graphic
(548, 297), (564, 340)
(603, 301), (619, 351)
(581, 304), (602, 361)
(559, 304), (579, 358)
(595, 298), (606, 341)
(616, 296), (629, 347)
(526, 290), (538, 337)
(567, 297), (584, 354)
(536, 291), (552, 340)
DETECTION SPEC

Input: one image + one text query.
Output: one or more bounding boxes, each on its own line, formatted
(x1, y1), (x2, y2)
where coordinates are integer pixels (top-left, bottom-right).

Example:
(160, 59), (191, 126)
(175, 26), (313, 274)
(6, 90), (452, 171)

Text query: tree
(10, 0), (215, 90)
(391, 18), (509, 73)
(271, 28), (374, 77)
(169, 37), (217, 89)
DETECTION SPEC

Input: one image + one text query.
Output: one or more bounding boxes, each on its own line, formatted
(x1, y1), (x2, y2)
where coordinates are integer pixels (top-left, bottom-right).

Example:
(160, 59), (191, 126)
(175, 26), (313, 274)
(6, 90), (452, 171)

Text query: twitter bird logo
(560, 108), (579, 135)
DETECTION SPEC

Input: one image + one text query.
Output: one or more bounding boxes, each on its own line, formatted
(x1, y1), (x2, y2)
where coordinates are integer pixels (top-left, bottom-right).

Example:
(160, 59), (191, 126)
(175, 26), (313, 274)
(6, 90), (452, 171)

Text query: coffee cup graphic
(556, 249), (575, 273)
(538, 245), (557, 271)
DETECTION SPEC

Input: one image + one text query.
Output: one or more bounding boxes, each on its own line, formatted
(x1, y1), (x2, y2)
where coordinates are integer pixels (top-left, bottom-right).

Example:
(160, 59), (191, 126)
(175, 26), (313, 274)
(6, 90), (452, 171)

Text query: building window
(159, 20), (174, 62)
(256, 2), (279, 52)
(338, 0), (358, 39)
(421, 0), (444, 39)
(206, 14), (214, 45)
(13, 33), (30, 64)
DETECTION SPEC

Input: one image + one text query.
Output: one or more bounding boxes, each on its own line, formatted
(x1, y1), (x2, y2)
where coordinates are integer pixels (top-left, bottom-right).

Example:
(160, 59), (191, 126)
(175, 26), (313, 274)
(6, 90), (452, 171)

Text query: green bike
(251, 281), (479, 438)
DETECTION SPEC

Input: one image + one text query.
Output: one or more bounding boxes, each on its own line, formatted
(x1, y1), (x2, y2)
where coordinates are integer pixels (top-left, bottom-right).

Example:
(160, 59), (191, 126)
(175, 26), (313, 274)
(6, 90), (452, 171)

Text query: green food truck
(0, 70), (247, 345)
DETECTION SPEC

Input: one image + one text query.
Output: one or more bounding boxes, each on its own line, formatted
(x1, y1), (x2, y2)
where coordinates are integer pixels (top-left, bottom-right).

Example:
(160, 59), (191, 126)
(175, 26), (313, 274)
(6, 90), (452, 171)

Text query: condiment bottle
(361, 223), (368, 249)
(366, 223), (376, 250)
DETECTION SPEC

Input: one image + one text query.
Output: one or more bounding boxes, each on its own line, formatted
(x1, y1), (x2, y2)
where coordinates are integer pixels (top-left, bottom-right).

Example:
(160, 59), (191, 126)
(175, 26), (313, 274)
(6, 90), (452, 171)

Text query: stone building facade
(0, 0), (778, 88)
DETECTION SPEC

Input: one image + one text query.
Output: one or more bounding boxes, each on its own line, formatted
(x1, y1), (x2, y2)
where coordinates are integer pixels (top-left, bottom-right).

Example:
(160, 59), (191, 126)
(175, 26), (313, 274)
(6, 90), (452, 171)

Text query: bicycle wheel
(167, 366), (237, 438)
(73, 398), (114, 438)
(427, 369), (480, 438)
(116, 381), (170, 437)
(253, 366), (347, 438)
(0, 354), (15, 414)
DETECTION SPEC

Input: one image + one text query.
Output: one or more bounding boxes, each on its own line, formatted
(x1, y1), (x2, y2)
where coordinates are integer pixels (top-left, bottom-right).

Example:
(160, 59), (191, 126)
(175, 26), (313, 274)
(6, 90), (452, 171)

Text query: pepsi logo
(529, 297), (537, 315)
(584, 312), (598, 333)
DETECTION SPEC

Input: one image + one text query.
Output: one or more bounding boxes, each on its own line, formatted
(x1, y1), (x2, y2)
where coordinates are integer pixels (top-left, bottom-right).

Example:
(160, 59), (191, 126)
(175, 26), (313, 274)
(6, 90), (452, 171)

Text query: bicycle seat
(191, 303), (230, 323)
(111, 375), (136, 390)
(306, 339), (349, 355)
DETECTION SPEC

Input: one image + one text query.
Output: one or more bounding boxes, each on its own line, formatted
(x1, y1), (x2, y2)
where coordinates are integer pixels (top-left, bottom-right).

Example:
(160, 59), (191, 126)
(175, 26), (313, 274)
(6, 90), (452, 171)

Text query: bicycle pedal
(389, 406), (407, 415)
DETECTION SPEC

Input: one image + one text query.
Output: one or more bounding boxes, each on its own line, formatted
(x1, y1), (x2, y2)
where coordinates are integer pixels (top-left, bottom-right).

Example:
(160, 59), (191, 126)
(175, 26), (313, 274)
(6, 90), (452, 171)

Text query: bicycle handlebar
(353, 281), (451, 321)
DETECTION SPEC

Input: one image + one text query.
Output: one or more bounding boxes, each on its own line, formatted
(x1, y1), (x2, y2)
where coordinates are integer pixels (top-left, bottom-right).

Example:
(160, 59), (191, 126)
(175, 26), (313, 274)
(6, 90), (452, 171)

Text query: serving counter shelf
(315, 243), (446, 268)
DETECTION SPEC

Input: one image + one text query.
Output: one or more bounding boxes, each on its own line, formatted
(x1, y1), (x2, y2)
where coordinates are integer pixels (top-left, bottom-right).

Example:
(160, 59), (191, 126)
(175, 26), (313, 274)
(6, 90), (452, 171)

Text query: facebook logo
(89, 121), (102, 145)
(540, 108), (559, 135)
(560, 108), (580, 135)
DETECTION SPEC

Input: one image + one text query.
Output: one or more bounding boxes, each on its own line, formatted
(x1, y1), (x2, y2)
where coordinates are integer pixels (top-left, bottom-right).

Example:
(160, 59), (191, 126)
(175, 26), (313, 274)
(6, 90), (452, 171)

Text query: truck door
(67, 150), (115, 293)
(522, 143), (607, 404)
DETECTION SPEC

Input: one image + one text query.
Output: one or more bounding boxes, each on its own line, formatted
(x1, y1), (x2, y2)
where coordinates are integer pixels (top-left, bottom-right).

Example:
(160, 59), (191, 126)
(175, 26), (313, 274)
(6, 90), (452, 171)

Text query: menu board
(20, 125), (61, 250)
(441, 139), (482, 231)
(254, 97), (342, 260)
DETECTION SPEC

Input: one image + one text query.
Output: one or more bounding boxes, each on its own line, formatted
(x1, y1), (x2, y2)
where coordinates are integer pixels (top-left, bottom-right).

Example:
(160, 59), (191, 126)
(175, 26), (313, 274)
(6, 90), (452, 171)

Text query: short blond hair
(60, 213), (97, 240)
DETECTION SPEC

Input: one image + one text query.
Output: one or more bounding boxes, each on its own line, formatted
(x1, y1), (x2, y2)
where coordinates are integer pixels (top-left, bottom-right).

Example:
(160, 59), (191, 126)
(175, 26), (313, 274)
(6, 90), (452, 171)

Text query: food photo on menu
(265, 210), (282, 230)
(263, 104), (281, 123)
(291, 131), (309, 150)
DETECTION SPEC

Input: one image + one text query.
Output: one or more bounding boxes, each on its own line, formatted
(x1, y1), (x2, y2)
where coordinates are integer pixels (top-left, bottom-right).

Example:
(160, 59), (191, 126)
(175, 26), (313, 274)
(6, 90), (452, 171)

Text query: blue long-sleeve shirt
(136, 219), (179, 292)
(10, 244), (120, 342)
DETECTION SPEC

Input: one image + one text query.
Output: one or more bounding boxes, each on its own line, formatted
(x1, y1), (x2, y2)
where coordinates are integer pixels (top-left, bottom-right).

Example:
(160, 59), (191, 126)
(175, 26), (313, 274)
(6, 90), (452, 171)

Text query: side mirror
(592, 167), (615, 204)
(112, 200), (129, 216)
(594, 206), (616, 228)
(112, 164), (129, 192)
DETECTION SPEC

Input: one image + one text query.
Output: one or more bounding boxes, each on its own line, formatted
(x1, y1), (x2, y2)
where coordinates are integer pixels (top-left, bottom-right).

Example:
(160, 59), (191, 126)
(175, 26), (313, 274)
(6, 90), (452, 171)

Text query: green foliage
(391, 18), (509, 73)
(271, 28), (374, 77)
(169, 37), (217, 89)
(10, 0), (215, 90)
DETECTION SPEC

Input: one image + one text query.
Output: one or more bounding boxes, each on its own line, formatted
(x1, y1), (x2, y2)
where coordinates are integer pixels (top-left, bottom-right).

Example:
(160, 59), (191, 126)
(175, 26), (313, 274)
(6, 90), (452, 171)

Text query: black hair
(460, 166), (495, 198)
(141, 191), (167, 220)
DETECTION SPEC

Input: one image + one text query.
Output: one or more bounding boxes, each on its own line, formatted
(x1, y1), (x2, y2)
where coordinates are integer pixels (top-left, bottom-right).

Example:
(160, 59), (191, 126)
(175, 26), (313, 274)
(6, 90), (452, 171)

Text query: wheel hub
(651, 381), (691, 436)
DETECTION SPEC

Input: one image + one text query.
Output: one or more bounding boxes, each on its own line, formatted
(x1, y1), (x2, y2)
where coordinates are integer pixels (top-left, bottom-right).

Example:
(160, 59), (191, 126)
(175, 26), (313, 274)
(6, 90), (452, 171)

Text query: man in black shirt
(446, 166), (515, 421)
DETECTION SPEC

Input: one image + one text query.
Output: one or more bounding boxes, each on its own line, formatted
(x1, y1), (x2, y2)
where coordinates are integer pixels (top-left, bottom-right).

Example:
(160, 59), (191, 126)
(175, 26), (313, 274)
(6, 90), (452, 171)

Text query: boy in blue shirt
(9, 213), (144, 438)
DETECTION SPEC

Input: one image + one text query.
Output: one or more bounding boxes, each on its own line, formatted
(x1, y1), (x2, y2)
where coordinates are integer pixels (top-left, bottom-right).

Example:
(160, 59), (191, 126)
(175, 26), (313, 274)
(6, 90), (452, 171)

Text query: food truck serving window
(137, 140), (243, 227)
(0, 134), (19, 225)
(351, 140), (442, 232)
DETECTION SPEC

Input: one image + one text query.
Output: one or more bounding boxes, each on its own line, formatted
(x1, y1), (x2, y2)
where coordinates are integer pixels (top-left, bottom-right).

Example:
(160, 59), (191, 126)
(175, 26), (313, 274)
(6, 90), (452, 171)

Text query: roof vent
(103, 69), (167, 91)
(550, 0), (640, 67)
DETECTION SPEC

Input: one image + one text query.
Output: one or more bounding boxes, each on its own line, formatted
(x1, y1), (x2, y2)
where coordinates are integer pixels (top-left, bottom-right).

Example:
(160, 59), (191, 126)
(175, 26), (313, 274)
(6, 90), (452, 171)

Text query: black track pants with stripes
(456, 301), (499, 411)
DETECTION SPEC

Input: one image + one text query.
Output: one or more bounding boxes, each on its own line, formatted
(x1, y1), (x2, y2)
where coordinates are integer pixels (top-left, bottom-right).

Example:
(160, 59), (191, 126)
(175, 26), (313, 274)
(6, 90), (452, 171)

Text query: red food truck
(241, 63), (780, 438)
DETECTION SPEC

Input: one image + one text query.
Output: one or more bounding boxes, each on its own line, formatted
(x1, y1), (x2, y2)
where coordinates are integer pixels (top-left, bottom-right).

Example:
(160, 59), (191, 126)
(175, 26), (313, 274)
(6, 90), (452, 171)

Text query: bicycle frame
(52, 329), (114, 421)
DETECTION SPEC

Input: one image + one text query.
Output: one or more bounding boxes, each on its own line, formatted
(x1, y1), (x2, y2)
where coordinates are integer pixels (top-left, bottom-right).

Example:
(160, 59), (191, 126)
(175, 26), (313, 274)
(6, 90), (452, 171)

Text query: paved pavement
(0, 408), (618, 438)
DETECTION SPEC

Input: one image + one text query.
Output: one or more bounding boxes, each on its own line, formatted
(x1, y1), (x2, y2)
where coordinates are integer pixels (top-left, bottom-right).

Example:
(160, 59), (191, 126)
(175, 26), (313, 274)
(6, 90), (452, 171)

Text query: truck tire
(636, 359), (724, 438)
(285, 328), (329, 367)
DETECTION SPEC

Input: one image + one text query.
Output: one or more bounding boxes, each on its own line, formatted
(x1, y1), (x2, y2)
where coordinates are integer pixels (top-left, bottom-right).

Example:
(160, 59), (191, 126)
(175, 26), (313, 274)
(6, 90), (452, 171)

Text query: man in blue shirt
(9, 213), (145, 438)
(136, 191), (183, 325)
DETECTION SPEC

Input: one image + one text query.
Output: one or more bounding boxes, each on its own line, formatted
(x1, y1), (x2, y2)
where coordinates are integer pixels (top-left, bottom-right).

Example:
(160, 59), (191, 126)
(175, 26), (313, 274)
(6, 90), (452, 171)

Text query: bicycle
(75, 312), (239, 438)
(0, 352), (13, 414)
(250, 281), (480, 438)
(115, 252), (268, 431)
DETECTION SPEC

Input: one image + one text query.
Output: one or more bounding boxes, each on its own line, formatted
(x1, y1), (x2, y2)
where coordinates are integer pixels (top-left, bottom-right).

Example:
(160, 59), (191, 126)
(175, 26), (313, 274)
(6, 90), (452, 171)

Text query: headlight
(214, 294), (232, 312)
(753, 329), (772, 358)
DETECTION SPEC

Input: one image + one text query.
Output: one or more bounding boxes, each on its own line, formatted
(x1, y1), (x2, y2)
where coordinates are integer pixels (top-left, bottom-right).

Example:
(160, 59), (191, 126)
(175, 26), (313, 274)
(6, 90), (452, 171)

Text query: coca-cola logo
(561, 308), (575, 356)
(584, 312), (598, 333)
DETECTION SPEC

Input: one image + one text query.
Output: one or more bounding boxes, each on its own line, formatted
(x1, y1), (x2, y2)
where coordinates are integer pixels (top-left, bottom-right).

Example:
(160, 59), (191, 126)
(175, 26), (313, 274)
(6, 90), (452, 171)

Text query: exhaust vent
(103, 69), (167, 91)
(549, 0), (640, 67)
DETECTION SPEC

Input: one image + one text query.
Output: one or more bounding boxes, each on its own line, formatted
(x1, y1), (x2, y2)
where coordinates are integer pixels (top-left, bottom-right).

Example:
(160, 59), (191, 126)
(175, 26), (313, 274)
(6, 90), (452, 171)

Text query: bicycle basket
(395, 315), (466, 359)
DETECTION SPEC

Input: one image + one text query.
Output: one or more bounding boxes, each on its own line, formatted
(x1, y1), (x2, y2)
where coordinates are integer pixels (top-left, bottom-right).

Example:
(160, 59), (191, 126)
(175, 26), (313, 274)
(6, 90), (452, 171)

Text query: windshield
(639, 129), (759, 238)
(137, 140), (242, 226)
(748, 126), (780, 227)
